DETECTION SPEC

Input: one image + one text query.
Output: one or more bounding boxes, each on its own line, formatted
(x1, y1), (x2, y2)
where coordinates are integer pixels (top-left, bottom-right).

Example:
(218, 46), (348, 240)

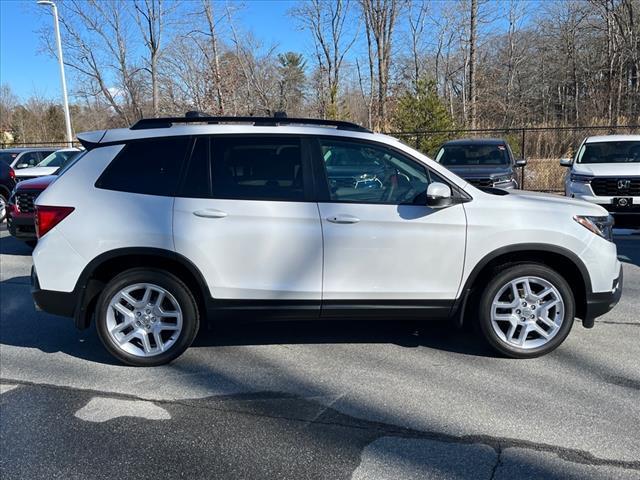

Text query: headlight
(574, 215), (614, 241)
(493, 174), (514, 184)
(570, 173), (593, 183)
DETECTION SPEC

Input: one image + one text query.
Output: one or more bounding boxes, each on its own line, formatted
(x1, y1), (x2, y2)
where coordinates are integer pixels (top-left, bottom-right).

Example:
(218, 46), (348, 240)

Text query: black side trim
(209, 299), (320, 321)
(583, 265), (623, 328)
(31, 267), (75, 317)
(460, 243), (593, 297)
(72, 247), (211, 329)
(321, 300), (454, 319)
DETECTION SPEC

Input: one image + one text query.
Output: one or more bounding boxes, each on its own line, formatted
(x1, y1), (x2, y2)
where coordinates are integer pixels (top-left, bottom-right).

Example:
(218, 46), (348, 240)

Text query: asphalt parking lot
(1, 224), (639, 480)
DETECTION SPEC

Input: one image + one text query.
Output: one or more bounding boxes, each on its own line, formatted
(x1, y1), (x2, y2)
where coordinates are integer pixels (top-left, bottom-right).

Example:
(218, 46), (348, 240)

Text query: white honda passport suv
(31, 115), (623, 366)
(562, 135), (640, 229)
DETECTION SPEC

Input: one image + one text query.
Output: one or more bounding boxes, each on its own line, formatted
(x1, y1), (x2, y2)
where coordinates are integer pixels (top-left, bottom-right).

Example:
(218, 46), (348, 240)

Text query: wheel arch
(74, 248), (210, 329)
(459, 243), (591, 324)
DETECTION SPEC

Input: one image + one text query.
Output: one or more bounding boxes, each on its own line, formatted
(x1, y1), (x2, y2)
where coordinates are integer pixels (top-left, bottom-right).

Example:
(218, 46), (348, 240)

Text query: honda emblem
(617, 179), (631, 190)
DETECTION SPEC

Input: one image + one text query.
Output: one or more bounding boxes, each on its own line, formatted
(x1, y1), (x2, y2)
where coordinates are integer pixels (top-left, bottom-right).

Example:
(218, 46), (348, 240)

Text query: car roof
(441, 138), (507, 146)
(77, 114), (380, 149)
(584, 134), (640, 143)
(0, 147), (58, 153)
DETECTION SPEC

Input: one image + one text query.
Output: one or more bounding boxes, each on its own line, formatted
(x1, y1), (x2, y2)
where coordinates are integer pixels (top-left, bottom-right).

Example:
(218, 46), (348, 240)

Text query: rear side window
(179, 136), (305, 201)
(210, 136), (304, 201)
(97, 137), (189, 196)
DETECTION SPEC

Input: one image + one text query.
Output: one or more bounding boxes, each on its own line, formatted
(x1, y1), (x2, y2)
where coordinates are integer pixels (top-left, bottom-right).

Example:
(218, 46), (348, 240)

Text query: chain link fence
(389, 125), (639, 192)
(2, 125), (638, 192)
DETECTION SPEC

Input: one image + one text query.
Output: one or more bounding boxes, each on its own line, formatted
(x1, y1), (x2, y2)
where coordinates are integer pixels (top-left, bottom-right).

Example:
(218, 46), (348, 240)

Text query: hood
(15, 175), (56, 191)
(444, 165), (513, 178)
(572, 162), (640, 177)
(507, 189), (608, 216)
(15, 166), (58, 178)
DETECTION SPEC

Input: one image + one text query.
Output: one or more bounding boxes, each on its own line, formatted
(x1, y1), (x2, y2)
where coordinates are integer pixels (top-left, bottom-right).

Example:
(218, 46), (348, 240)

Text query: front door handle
(327, 215), (360, 224)
(193, 209), (228, 219)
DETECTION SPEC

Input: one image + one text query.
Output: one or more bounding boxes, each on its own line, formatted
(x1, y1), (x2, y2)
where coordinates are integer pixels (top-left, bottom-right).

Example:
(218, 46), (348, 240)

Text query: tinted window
(436, 144), (509, 166)
(211, 136), (304, 201)
(97, 137), (189, 196)
(319, 139), (429, 204)
(578, 141), (640, 164)
(179, 137), (211, 198)
(0, 152), (18, 165)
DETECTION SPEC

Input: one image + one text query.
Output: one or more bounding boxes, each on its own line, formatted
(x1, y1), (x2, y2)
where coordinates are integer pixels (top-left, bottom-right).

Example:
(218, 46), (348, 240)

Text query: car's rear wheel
(477, 263), (574, 358)
(96, 268), (199, 366)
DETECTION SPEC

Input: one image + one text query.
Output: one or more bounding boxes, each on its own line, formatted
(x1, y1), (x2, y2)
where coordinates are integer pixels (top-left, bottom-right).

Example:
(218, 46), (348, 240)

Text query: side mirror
(560, 158), (572, 167)
(515, 158), (527, 167)
(16, 163), (28, 169)
(426, 182), (452, 208)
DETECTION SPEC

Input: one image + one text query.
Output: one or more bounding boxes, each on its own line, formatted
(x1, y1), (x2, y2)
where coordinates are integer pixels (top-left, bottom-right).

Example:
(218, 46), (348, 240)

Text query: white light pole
(38, 0), (73, 147)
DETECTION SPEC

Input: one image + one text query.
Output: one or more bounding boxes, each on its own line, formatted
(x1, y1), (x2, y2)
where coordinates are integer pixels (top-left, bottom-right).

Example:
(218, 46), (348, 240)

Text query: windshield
(0, 152), (18, 165)
(37, 150), (79, 168)
(436, 144), (509, 166)
(577, 141), (640, 164)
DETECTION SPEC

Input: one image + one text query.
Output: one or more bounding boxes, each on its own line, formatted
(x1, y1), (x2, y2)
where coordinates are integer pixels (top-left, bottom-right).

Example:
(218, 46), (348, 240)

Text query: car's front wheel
(0, 193), (7, 222)
(477, 263), (575, 358)
(96, 268), (199, 366)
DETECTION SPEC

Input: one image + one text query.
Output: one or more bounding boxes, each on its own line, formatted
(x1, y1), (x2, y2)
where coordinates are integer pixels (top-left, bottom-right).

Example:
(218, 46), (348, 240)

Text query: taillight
(9, 168), (15, 181)
(35, 206), (75, 238)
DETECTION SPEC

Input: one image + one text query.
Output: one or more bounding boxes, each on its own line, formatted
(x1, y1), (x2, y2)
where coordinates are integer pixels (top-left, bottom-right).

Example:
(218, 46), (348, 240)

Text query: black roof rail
(130, 115), (371, 133)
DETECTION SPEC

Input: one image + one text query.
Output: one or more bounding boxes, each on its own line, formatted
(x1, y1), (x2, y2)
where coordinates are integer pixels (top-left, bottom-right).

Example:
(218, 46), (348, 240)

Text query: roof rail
(130, 114), (371, 133)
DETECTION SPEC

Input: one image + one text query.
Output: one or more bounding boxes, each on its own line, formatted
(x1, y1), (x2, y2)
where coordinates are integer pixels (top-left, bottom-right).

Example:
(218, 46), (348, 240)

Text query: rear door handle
(193, 209), (228, 219)
(327, 215), (360, 224)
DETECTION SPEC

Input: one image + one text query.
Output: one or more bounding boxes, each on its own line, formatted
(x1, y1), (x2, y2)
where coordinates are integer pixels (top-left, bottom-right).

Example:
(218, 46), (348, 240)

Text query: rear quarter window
(96, 137), (190, 196)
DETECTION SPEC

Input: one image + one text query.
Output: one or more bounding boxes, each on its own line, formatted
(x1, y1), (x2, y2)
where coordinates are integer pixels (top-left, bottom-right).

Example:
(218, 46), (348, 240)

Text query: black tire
(96, 268), (200, 366)
(477, 263), (575, 359)
(0, 192), (7, 223)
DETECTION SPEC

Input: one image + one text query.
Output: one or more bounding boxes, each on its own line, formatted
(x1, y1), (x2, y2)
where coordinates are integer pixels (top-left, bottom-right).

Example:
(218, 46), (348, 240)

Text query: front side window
(96, 137), (189, 196)
(319, 138), (430, 205)
(210, 136), (304, 201)
(577, 141), (640, 164)
(436, 144), (509, 166)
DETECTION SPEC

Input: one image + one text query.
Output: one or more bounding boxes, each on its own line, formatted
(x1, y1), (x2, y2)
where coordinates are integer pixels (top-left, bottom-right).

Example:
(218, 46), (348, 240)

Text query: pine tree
(393, 79), (456, 155)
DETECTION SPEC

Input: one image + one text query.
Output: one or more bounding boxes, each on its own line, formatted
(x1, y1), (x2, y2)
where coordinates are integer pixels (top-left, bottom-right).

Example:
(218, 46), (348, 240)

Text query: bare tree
(360, 0), (401, 130)
(291, 0), (358, 118)
(468, 0), (478, 128)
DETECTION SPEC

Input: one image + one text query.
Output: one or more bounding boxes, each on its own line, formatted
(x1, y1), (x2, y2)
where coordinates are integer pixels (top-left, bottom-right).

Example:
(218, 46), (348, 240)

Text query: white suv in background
(31, 115), (622, 366)
(562, 135), (640, 229)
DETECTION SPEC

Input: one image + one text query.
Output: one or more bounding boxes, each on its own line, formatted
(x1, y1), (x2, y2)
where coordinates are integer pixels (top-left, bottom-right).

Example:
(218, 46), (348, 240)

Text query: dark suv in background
(434, 139), (526, 189)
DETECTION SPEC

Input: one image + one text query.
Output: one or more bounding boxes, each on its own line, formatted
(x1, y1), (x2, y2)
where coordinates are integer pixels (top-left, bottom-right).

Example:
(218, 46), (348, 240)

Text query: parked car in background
(0, 161), (16, 222)
(0, 147), (57, 171)
(14, 148), (82, 182)
(7, 175), (56, 245)
(31, 114), (621, 366)
(434, 139), (526, 189)
(562, 135), (640, 228)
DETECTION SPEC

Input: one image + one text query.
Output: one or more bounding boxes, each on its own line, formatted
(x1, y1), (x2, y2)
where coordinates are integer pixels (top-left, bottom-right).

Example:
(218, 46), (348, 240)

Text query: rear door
(173, 135), (323, 308)
(313, 137), (467, 314)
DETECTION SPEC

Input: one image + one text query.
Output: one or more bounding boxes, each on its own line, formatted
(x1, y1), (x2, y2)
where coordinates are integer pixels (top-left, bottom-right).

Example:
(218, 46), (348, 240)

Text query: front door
(314, 137), (467, 314)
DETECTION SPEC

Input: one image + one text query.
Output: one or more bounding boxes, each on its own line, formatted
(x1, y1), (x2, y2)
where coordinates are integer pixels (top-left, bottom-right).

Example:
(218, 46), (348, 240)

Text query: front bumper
(583, 265), (623, 328)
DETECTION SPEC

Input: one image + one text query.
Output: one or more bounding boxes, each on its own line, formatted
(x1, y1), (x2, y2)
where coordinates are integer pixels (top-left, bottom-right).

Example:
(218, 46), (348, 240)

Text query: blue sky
(0, 0), (309, 101)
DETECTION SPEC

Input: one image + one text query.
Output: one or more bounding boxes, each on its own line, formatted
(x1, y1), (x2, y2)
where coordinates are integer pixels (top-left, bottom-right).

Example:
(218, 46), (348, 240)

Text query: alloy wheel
(106, 283), (183, 357)
(490, 276), (565, 350)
